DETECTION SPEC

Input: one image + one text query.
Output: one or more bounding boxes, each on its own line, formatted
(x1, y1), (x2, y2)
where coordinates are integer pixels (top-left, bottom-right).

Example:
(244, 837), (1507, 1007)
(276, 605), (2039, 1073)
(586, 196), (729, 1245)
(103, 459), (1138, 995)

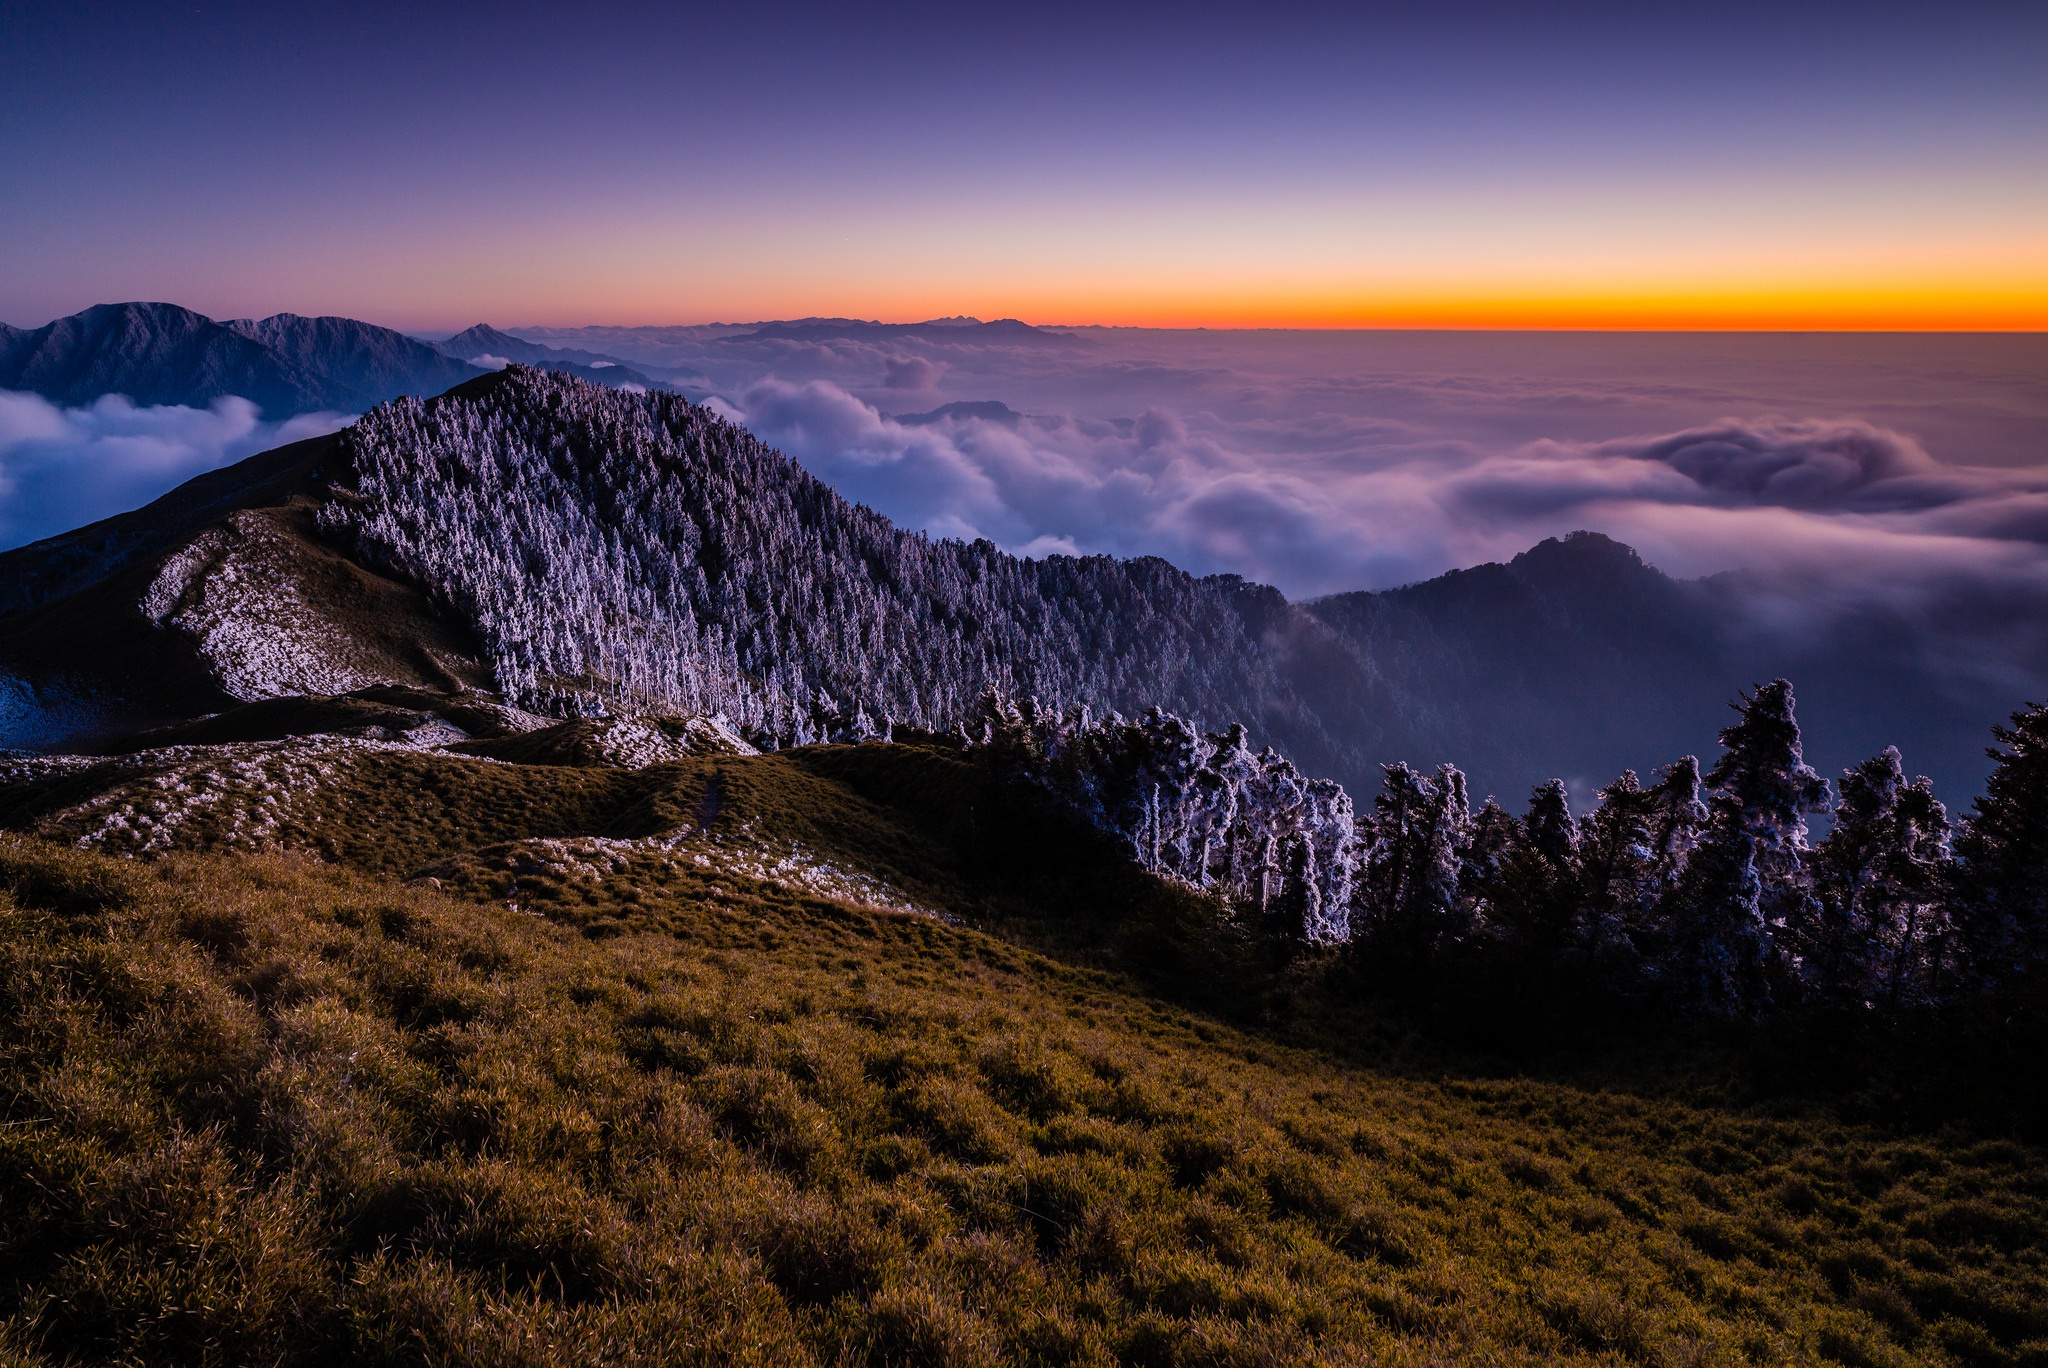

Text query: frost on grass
(458, 713), (758, 767)
(4, 726), (931, 922)
(416, 819), (936, 922)
(11, 736), (463, 857)
(141, 511), (406, 700)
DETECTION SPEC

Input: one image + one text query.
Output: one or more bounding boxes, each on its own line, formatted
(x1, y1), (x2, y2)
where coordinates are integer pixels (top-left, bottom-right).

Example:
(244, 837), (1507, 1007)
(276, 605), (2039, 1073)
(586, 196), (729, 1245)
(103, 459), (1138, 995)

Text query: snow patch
(577, 715), (757, 766)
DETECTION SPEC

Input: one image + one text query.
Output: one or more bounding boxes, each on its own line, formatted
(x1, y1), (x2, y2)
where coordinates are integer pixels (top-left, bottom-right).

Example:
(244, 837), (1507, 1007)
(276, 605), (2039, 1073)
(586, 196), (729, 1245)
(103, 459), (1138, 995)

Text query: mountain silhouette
(0, 302), (489, 415)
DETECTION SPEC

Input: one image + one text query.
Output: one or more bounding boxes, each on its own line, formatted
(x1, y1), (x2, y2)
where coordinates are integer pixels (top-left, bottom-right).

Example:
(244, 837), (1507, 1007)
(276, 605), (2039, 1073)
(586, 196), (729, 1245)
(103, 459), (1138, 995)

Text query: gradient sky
(4, 0), (2044, 331)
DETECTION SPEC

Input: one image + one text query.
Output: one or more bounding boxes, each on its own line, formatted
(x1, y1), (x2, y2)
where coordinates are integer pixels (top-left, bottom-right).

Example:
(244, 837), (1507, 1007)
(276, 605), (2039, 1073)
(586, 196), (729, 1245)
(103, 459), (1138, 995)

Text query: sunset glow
(4, 3), (2042, 334)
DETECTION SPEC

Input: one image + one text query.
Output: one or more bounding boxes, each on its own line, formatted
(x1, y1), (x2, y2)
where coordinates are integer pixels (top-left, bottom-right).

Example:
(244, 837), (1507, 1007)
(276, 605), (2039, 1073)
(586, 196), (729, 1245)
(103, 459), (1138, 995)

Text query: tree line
(970, 682), (2047, 1022)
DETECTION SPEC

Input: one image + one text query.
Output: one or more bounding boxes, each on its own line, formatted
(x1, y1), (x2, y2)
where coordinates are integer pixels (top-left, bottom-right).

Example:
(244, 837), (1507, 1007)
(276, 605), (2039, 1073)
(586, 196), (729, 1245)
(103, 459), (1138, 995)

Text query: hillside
(0, 364), (2031, 801)
(0, 424), (490, 750)
(0, 368), (1381, 774)
(2, 405), (2044, 1362)
(225, 313), (483, 408)
(0, 737), (2042, 1366)
(1305, 534), (2037, 803)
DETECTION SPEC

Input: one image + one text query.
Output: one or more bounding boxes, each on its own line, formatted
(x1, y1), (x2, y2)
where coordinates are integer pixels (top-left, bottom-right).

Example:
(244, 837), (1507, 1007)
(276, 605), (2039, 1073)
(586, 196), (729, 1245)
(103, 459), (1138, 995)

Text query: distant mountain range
(893, 400), (1025, 427)
(727, 317), (1079, 347)
(0, 366), (2025, 805)
(0, 302), (672, 415)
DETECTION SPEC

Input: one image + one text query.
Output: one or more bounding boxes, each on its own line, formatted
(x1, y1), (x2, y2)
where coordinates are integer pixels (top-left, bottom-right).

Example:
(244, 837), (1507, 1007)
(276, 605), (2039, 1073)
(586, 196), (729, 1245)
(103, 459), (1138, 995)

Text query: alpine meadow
(3, 3), (2047, 1366)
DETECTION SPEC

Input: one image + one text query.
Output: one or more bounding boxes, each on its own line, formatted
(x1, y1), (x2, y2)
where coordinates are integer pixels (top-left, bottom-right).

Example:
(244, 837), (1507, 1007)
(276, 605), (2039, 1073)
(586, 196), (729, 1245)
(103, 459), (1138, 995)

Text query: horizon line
(7, 301), (2048, 337)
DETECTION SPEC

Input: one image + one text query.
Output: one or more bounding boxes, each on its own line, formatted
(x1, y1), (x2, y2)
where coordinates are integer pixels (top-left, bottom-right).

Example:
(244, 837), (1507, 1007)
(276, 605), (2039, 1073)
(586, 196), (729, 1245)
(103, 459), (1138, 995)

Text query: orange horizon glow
(487, 288), (2048, 336)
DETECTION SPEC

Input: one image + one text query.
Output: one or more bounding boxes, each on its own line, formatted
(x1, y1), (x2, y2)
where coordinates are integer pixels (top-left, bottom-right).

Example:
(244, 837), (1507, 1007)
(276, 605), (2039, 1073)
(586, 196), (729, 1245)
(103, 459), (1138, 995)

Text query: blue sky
(4, 0), (2043, 329)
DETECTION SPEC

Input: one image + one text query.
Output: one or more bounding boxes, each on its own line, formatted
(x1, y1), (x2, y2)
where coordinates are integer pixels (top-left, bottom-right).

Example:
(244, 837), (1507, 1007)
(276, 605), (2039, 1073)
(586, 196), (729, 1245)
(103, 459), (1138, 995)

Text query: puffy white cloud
(716, 372), (2048, 609)
(0, 391), (350, 549)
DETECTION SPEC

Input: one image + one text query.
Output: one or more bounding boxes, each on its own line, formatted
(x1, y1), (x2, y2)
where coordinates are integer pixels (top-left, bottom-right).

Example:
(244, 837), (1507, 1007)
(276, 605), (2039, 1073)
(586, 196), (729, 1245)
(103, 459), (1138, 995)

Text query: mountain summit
(0, 368), (1363, 768)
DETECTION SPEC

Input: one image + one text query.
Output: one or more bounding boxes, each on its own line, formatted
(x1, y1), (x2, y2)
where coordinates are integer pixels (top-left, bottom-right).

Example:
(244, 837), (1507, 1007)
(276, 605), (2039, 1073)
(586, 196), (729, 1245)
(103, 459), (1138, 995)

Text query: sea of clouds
(5, 326), (2043, 616)
(519, 325), (2048, 609)
(0, 391), (349, 548)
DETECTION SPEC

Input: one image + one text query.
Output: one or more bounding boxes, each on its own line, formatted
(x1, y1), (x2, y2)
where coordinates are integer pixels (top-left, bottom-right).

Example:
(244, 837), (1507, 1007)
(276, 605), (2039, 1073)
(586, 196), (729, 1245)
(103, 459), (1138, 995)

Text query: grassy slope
(0, 742), (2044, 1366)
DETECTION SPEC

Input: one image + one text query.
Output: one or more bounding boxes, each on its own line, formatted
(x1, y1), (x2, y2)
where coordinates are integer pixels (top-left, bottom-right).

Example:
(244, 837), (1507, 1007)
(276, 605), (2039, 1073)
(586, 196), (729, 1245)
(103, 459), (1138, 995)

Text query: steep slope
(439, 323), (586, 365)
(1, 364), (2025, 801)
(1306, 531), (2040, 804)
(0, 301), (330, 416)
(0, 430), (342, 616)
(0, 425), (489, 749)
(1307, 534), (1731, 799)
(319, 368), (1371, 774)
(226, 312), (484, 407)
(0, 368), (1376, 767)
(1, 813), (2041, 1366)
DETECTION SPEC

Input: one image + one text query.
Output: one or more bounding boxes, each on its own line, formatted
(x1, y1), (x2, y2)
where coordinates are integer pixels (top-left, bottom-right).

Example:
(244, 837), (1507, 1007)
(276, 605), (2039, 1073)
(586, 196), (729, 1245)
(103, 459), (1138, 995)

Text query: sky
(3, 0), (2045, 331)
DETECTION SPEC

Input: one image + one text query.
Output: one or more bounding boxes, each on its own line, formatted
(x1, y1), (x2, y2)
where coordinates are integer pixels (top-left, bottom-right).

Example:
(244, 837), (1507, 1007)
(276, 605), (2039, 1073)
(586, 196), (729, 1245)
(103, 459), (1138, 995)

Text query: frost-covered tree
(1466, 779), (1586, 961)
(1577, 760), (1707, 972)
(1662, 682), (1830, 1016)
(1578, 771), (1657, 953)
(318, 367), (1336, 755)
(1357, 762), (1471, 961)
(1525, 779), (1577, 868)
(1460, 797), (1519, 897)
(968, 697), (1358, 943)
(1808, 748), (1953, 1008)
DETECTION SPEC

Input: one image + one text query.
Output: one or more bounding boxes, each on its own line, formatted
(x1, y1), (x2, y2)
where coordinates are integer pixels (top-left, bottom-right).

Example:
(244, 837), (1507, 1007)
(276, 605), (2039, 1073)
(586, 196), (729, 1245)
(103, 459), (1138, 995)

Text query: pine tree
(1810, 748), (1953, 1007)
(1579, 772), (1652, 945)
(1476, 780), (1582, 960)
(1664, 682), (1830, 1016)
(965, 697), (1358, 942)
(1953, 703), (2048, 982)
(1359, 762), (1471, 962)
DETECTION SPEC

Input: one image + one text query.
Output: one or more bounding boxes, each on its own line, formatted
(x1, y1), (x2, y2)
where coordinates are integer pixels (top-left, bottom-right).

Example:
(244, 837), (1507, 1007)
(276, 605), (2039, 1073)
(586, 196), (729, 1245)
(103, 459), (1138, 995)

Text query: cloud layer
(706, 376), (2048, 614)
(0, 391), (350, 549)
(8, 329), (2045, 620)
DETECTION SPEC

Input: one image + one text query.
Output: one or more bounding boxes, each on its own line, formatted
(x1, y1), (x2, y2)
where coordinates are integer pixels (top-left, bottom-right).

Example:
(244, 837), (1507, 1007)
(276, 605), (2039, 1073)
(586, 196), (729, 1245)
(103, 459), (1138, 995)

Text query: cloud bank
(710, 381), (2048, 613)
(0, 391), (351, 549)
(500, 325), (2044, 609)
(8, 328), (2044, 624)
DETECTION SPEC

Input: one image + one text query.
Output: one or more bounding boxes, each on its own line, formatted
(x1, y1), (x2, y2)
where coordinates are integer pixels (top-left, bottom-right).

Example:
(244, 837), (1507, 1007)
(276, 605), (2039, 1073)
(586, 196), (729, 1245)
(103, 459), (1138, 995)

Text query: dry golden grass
(1, 827), (2043, 1367)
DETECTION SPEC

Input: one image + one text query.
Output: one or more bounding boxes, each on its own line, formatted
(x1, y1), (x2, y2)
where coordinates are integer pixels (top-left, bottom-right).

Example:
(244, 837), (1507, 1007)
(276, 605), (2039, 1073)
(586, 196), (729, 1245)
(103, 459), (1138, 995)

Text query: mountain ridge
(0, 302), (338, 416)
(0, 302), (681, 416)
(434, 322), (674, 391)
(224, 312), (482, 408)
(729, 317), (1081, 347)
